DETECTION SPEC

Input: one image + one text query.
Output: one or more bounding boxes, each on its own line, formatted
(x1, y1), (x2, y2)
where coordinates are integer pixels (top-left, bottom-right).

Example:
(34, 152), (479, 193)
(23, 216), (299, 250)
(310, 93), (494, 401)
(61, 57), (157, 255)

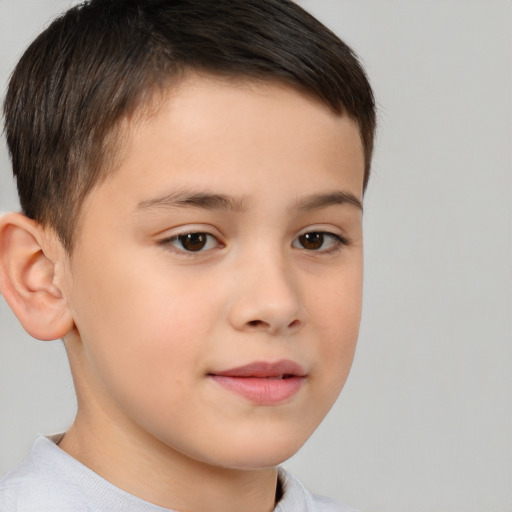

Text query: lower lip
(210, 375), (305, 405)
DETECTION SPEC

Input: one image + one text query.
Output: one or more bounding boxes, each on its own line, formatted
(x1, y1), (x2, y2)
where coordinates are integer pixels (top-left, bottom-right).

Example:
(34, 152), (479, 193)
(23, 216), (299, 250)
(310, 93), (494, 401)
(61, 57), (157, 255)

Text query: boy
(0, 0), (375, 510)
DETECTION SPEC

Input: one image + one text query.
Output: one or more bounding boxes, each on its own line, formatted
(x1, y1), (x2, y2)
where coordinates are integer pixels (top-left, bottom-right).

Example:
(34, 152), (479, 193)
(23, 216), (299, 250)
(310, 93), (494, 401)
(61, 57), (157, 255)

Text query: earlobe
(0, 212), (74, 341)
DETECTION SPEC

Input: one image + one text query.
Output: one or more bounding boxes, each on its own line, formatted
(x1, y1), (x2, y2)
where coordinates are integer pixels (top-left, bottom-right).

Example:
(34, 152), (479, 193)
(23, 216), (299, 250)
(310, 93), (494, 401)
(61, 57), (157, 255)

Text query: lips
(209, 360), (306, 405)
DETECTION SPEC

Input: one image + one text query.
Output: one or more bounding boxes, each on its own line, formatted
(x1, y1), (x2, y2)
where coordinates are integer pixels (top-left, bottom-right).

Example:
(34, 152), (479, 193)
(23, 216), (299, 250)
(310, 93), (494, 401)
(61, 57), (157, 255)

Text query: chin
(203, 429), (312, 471)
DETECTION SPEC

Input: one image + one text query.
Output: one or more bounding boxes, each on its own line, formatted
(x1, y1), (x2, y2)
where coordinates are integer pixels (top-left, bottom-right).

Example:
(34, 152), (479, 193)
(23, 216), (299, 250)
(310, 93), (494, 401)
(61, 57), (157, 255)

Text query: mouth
(208, 360), (307, 405)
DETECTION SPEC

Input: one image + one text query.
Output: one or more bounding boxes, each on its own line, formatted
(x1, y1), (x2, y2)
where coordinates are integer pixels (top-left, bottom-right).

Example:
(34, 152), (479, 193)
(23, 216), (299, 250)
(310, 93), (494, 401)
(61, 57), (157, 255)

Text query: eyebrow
(135, 189), (362, 214)
(136, 191), (247, 213)
(295, 191), (363, 212)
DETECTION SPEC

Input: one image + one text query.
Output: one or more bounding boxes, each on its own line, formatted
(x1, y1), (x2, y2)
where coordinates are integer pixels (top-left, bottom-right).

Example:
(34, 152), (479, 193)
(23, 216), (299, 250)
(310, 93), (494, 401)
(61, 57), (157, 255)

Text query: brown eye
(165, 232), (220, 253)
(298, 232), (324, 250)
(178, 233), (208, 251)
(292, 231), (347, 252)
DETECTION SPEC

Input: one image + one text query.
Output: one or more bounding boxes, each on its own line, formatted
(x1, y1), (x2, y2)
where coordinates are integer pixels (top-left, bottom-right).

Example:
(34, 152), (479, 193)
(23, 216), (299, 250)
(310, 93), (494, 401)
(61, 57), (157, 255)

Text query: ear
(0, 212), (74, 341)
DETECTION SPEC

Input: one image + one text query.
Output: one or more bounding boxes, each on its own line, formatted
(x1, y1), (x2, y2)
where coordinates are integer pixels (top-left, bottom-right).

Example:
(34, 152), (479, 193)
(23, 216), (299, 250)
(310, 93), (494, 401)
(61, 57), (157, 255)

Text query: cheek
(69, 256), (225, 407)
(308, 265), (362, 388)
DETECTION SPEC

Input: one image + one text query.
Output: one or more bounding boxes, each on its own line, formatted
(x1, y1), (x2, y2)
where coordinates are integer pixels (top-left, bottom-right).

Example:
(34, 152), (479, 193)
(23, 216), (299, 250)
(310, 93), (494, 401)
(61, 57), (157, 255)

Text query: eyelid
(157, 226), (225, 255)
(292, 228), (350, 253)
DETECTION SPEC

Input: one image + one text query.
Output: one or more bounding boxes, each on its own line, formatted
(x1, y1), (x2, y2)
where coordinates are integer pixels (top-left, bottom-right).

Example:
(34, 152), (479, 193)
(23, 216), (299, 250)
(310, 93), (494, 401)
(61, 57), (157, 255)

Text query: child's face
(63, 76), (365, 470)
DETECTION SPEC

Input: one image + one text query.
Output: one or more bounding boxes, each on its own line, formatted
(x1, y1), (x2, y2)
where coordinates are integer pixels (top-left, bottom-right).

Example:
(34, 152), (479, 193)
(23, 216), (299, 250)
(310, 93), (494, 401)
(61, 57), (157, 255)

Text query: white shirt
(0, 436), (356, 511)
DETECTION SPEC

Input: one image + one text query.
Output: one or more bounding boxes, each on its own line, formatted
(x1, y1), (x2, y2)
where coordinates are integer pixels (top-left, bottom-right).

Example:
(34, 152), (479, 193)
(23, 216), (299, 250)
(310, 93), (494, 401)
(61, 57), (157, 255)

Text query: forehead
(80, 75), (364, 221)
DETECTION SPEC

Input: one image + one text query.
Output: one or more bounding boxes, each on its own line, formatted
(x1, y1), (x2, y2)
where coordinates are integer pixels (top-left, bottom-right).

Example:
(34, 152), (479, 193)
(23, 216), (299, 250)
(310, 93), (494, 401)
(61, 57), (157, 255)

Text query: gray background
(1, 1), (511, 511)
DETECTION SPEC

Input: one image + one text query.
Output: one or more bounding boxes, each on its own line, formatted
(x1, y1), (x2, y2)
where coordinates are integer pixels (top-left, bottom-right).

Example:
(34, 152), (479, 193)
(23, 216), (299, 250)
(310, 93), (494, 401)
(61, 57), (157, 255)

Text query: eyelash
(159, 230), (350, 255)
(292, 231), (349, 254)
(160, 232), (223, 255)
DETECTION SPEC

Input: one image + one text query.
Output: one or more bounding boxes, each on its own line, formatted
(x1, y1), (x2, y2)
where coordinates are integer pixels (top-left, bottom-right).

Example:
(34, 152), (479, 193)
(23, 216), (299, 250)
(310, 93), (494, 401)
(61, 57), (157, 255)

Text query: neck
(59, 409), (279, 512)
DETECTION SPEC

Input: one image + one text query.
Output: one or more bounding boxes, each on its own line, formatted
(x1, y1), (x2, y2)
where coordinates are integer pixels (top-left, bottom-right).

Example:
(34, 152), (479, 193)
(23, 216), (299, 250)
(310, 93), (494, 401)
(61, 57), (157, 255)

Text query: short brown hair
(3, 0), (376, 252)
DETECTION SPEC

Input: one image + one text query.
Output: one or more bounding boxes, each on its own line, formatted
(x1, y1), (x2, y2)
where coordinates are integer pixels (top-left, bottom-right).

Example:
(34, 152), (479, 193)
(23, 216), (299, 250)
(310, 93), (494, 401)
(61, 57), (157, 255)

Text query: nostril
(288, 319), (301, 329)
(246, 318), (301, 331)
(248, 320), (265, 328)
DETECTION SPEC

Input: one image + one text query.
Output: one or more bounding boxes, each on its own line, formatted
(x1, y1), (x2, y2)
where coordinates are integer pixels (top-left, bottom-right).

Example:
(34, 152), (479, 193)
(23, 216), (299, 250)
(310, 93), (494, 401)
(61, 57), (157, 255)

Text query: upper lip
(210, 360), (306, 378)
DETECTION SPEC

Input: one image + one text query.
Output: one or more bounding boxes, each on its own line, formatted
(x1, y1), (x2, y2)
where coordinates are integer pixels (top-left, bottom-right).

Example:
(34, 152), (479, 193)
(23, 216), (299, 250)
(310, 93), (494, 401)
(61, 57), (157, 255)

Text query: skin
(2, 76), (365, 512)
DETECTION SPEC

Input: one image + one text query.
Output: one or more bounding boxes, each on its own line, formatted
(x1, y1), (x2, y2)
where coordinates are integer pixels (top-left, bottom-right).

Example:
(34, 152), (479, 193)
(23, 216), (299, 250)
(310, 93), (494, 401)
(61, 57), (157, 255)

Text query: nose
(227, 253), (306, 335)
